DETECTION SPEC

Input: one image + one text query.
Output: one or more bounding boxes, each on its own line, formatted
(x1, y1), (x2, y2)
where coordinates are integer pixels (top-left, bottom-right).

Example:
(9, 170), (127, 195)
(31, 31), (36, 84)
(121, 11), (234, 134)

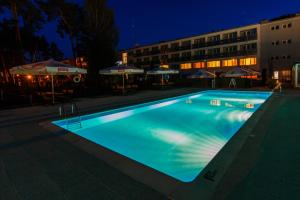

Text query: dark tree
(38, 0), (83, 61)
(0, 0), (44, 64)
(82, 0), (119, 92)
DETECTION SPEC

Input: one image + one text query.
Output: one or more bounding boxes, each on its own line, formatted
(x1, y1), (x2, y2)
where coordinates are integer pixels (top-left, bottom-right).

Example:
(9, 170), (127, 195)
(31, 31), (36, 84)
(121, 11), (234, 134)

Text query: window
(208, 35), (220, 42)
(171, 42), (180, 50)
(152, 56), (159, 62)
(288, 23), (292, 28)
(122, 53), (128, 64)
(241, 43), (257, 51)
(282, 40), (287, 44)
(161, 55), (168, 61)
(273, 71), (279, 79)
(194, 50), (206, 56)
(281, 70), (292, 81)
(181, 52), (191, 60)
(222, 59), (238, 67)
(160, 44), (169, 52)
(283, 24), (287, 29)
(239, 57), (257, 66)
(276, 25), (279, 30)
(181, 40), (191, 47)
(271, 26), (275, 30)
(223, 46), (237, 53)
(208, 48), (220, 55)
(180, 63), (192, 69)
(288, 39), (292, 44)
(171, 54), (180, 59)
(207, 60), (221, 68)
(136, 49), (142, 56)
(282, 55), (286, 59)
(276, 41), (279, 45)
(193, 62), (205, 68)
(151, 46), (159, 53)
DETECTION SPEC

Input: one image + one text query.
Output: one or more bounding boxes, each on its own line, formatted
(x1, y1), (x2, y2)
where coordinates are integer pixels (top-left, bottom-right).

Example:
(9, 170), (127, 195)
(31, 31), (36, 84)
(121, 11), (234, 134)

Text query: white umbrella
(99, 65), (144, 93)
(146, 67), (179, 86)
(221, 67), (260, 78)
(187, 69), (216, 79)
(9, 59), (87, 104)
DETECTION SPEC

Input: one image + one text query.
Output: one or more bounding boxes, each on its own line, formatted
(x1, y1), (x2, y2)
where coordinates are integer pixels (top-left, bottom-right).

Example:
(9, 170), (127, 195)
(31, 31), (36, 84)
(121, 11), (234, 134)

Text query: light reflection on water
(55, 90), (271, 182)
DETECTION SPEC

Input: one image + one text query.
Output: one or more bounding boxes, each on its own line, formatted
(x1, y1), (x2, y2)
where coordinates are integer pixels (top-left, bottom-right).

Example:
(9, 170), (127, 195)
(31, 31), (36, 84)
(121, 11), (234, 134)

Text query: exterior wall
(126, 24), (260, 72)
(260, 14), (300, 82)
(124, 13), (300, 84)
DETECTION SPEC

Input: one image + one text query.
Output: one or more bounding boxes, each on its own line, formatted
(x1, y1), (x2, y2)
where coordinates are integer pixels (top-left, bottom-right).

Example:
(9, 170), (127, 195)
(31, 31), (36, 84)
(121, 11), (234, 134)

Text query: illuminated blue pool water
(53, 90), (272, 182)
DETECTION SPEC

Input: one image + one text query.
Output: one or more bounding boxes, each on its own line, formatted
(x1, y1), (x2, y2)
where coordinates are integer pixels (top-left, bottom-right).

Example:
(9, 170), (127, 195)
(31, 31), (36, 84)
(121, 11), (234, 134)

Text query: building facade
(122, 13), (300, 83)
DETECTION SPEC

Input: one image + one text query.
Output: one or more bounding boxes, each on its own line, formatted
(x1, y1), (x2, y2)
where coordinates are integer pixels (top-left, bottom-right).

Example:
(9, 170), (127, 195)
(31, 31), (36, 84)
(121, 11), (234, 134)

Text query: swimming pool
(53, 90), (272, 182)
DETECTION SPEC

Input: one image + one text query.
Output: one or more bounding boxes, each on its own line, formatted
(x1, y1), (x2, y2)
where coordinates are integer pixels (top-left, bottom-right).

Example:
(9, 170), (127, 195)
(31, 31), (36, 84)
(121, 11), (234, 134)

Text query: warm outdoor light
(180, 63), (192, 69)
(207, 61), (221, 68)
(27, 75), (32, 80)
(239, 57), (257, 66)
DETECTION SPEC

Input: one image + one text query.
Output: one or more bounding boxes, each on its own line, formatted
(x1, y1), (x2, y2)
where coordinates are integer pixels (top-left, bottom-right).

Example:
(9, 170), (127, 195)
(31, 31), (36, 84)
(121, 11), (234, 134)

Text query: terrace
(1, 88), (300, 200)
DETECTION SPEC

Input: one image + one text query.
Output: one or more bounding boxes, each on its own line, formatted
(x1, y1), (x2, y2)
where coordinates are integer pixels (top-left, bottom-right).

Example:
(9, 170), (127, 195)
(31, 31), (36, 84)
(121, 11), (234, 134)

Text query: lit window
(193, 62), (205, 68)
(122, 53), (128, 64)
(222, 59), (238, 67)
(207, 61), (221, 68)
(239, 57), (257, 66)
(180, 63), (192, 69)
(273, 71), (279, 79)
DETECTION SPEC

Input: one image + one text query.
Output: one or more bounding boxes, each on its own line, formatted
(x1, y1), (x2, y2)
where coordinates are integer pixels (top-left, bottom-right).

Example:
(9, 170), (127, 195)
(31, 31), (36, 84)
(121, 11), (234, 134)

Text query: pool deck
(0, 88), (300, 200)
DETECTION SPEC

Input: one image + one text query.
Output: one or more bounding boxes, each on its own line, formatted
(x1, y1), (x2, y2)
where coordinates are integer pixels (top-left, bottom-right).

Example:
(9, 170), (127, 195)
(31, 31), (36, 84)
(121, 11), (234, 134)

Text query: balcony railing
(180, 45), (192, 50)
(133, 35), (258, 58)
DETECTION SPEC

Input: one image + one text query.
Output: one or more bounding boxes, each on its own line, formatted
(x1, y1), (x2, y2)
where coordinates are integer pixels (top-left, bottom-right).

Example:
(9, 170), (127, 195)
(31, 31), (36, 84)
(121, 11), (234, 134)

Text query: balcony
(150, 50), (160, 55)
(180, 45), (192, 51)
(142, 52), (150, 56)
(170, 47), (180, 52)
(181, 56), (192, 61)
(192, 43), (206, 49)
(168, 57), (181, 63)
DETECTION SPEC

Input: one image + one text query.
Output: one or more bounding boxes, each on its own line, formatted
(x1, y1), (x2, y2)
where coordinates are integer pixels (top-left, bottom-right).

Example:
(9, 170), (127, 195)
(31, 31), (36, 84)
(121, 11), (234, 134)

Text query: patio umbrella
(9, 59), (87, 104)
(187, 69), (216, 79)
(99, 65), (144, 93)
(221, 67), (260, 78)
(146, 67), (179, 86)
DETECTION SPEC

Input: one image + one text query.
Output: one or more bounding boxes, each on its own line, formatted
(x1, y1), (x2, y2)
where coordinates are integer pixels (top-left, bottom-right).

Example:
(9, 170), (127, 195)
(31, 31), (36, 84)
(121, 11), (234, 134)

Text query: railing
(132, 35), (258, 57)
(59, 102), (82, 130)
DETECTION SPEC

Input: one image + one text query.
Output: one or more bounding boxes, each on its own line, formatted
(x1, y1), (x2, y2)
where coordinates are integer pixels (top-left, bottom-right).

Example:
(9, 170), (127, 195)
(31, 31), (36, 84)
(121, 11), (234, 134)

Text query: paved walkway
(212, 90), (300, 200)
(1, 88), (300, 200)
(0, 88), (200, 200)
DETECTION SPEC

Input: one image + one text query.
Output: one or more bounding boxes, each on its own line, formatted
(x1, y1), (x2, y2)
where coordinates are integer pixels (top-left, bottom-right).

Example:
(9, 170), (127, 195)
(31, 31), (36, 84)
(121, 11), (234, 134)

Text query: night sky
(39, 0), (300, 58)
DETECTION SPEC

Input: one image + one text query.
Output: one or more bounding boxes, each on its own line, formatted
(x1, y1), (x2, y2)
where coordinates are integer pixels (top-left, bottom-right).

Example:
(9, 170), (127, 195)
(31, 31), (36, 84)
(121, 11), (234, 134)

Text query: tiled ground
(1, 89), (202, 200)
(212, 91), (300, 200)
(1, 88), (300, 200)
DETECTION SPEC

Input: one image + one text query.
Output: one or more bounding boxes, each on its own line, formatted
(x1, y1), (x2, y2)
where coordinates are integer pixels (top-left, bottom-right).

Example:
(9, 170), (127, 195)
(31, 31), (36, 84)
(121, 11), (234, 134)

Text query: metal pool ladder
(59, 103), (82, 130)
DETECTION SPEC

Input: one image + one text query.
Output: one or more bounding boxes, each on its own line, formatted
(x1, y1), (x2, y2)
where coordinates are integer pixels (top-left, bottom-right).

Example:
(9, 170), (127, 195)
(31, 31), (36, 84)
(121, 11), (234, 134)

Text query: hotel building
(121, 13), (300, 83)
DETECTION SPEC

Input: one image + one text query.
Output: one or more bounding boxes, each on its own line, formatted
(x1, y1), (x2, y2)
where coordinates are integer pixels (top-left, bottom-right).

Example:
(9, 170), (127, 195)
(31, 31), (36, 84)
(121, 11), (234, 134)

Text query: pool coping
(41, 89), (274, 199)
